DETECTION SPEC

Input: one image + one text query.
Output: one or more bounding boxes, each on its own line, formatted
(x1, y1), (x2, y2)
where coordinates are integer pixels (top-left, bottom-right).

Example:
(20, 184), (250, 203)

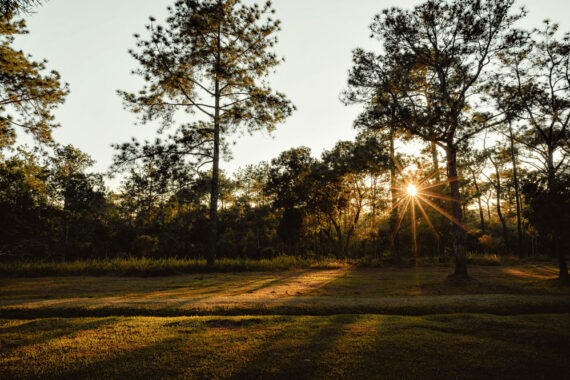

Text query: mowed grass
(1, 264), (569, 379)
(1, 314), (569, 379)
(1, 264), (569, 318)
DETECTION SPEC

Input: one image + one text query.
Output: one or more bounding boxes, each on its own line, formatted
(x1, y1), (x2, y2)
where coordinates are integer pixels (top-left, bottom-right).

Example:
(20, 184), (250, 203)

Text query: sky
(12, 0), (570, 187)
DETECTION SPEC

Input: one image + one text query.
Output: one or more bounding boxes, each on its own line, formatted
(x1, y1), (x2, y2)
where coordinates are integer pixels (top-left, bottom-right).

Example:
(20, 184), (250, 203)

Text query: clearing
(1, 264), (569, 379)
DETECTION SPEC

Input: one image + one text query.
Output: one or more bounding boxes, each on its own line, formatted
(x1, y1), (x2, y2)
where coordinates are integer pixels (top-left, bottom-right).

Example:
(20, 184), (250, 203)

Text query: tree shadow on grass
(228, 314), (362, 380)
(350, 315), (570, 380)
(0, 317), (118, 354)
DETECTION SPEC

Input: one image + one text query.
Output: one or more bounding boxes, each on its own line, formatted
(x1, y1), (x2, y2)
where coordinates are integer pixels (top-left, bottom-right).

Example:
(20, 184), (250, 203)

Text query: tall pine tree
(118, 0), (293, 264)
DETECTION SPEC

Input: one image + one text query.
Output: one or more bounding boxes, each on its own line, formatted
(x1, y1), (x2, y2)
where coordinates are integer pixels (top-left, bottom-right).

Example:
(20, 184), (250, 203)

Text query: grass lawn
(1, 314), (569, 379)
(1, 264), (569, 379)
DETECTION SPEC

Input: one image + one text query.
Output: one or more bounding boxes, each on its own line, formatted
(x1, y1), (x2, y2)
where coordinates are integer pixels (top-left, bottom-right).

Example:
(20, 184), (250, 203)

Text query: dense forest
(0, 0), (569, 280)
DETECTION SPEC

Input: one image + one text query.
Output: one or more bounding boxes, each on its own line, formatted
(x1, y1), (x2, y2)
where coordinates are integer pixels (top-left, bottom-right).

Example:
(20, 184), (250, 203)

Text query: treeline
(0, 0), (568, 279)
(1, 131), (566, 263)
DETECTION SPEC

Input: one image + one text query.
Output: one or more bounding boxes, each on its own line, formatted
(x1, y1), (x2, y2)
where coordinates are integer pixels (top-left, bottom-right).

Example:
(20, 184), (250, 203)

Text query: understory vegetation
(0, 253), (533, 277)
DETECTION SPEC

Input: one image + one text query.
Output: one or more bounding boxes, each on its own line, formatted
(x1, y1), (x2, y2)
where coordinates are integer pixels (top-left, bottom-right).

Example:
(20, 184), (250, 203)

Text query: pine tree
(0, 8), (68, 152)
(117, 0), (293, 264)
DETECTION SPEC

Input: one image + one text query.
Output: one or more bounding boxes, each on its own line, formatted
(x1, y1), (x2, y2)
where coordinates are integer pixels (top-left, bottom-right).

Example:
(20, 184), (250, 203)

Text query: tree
(343, 0), (522, 278)
(351, 109), (404, 260)
(0, 0), (45, 17)
(496, 21), (570, 279)
(265, 147), (314, 251)
(118, 0), (293, 264)
(481, 143), (511, 252)
(522, 172), (570, 281)
(461, 147), (489, 235)
(0, 9), (68, 152)
(49, 145), (106, 260)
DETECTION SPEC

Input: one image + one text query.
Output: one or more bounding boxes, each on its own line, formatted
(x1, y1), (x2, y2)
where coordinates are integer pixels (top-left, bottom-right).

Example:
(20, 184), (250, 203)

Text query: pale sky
(13, 0), (569, 187)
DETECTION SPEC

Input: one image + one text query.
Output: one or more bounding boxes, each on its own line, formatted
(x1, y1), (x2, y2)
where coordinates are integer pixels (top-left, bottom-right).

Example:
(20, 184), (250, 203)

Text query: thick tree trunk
(546, 149), (568, 281)
(446, 143), (468, 277)
(508, 123), (523, 256)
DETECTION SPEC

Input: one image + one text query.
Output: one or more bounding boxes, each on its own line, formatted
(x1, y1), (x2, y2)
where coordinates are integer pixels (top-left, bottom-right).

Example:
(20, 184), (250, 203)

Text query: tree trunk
(389, 126), (400, 262)
(344, 189), (362, 258)
(546, 148), (568, 281)
(431, 139), (441, 181)
(446, 143), (468, 277)
(207, 35), (221, 266)
(471, 170), (485, 233)
(491, 161), (509, 252)
(508, 123), (523, 256)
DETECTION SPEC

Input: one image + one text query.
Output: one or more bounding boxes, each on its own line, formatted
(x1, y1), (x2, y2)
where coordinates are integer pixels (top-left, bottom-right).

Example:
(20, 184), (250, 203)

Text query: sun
(407, 184), (418, 197)
(390, 155), (465, 256)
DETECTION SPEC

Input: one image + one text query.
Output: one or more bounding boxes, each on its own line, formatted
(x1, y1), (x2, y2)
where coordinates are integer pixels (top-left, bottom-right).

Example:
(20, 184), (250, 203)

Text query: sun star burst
(391, 155), (465, 256)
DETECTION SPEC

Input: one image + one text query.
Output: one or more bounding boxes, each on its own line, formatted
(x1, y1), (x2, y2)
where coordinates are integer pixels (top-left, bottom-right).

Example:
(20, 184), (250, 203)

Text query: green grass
(1, 265), (568, 318)
(2, 264), (568, 378)
(1, 313), (569, 379)
(0, 256), (347, 277)
(0, 254), (529, 277)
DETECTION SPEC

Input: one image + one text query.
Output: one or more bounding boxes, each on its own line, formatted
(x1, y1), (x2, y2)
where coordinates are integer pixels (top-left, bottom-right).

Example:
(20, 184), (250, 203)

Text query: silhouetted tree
(344, 0), (522, 278)
(496, 21), (570, 279)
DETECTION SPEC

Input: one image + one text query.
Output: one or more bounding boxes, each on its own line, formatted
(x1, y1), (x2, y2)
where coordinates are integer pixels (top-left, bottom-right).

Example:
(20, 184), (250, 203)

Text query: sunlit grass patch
(1, 314), (569, 379)
(1, 265), (568, 319)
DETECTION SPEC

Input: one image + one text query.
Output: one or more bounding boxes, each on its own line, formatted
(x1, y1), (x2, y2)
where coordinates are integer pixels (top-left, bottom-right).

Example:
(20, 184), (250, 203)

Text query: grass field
(1, 264), (569, 379)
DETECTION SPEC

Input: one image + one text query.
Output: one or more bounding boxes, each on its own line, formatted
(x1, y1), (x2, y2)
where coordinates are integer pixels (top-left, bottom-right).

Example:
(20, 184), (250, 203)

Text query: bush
(131, 235), (159, 257)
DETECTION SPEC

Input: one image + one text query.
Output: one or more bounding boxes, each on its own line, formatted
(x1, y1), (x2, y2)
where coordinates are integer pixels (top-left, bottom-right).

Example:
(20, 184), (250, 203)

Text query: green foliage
(0, 11), (68, 151)
(115, 0), (294, 263)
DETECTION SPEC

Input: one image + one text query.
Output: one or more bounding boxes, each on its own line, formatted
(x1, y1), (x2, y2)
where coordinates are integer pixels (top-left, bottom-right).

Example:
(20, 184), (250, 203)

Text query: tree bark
(207, 29), (221, 266)
(389, 126), (400, 262)
(431, 139), (441, 181)
(446, 143), (468, 277)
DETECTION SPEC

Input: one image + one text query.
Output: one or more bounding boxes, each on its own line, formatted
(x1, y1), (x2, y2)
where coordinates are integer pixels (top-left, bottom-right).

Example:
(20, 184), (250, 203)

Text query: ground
(1, 264), (569, 379)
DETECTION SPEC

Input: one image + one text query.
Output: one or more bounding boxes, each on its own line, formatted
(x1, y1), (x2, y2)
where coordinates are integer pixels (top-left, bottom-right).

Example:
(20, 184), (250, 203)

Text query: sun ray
(393, 196), (411, 237)
(416, 169), (441, 187)
(419, 177), (458, 191)
(418, 190), (460, 202)
(391, 196), (407, 211)
(414, 197), (439, 238)
(417, 195), (466, 230)
(411, 195), (417, 255)
(391, 154), (414, 184)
